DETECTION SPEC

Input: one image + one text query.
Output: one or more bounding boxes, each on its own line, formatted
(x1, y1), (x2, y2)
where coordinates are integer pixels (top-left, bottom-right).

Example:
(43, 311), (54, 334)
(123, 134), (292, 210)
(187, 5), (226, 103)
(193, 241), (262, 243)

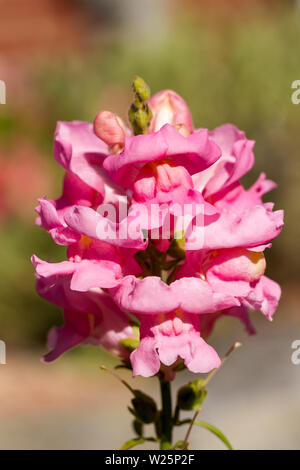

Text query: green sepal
(120, 337), (140, 353)
(172, 440), (188, 450)
(132, 419), (143, 437)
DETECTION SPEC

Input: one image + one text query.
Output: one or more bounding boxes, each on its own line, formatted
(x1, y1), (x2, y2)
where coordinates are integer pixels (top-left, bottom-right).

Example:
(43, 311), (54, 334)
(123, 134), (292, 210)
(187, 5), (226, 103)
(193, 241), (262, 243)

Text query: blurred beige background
(0, 0), (299, 449)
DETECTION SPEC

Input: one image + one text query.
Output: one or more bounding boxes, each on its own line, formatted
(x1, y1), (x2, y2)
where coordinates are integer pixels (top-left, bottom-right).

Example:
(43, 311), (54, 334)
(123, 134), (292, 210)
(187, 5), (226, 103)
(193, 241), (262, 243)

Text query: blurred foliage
(0, 3), (298, 346)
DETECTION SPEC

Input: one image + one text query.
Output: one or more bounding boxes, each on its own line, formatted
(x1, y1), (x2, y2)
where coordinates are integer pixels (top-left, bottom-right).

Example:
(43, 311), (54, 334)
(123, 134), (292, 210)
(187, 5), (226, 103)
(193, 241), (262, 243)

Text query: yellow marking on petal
(157, 313), (166, 323)
(248, 251), (266, 279)
(80, 235), (92, 248)
(88, 314), (95, 331)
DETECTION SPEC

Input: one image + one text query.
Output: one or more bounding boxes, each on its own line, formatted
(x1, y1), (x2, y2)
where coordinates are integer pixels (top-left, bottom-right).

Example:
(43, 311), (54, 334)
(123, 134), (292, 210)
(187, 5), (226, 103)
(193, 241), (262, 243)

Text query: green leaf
(194, 420), (233, 450)
(121, 438), (146, 450)
(121, 437), (157, 450)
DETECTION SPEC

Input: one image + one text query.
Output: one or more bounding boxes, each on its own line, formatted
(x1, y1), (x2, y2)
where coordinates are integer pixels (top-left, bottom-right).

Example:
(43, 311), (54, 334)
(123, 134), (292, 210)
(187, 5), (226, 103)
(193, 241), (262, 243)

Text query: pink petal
(54, 121), (108, 193)
(103, 124), (221, 188)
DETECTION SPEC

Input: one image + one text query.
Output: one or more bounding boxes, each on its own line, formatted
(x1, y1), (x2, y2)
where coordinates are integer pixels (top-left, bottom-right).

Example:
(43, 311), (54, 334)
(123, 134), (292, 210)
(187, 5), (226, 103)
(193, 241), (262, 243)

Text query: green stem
(159, 378), (173, 449)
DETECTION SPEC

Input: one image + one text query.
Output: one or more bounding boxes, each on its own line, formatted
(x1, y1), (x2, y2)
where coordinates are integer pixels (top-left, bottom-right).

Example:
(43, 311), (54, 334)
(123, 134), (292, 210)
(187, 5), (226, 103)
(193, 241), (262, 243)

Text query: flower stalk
(159, 378), (173, 449)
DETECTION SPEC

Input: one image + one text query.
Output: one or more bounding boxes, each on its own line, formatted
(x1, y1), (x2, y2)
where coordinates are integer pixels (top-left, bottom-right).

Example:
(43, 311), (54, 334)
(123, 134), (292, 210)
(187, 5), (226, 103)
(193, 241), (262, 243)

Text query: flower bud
(148, 90), (193, 133)
(120, 337), (140, 353)
(207, 249), (266, 284)
(176, 379), (207, 411)
(128, 77), (152, 135)
(130, 390), (158, 424)
(132, 76), (151, 101)
(93, 110), (125, 152)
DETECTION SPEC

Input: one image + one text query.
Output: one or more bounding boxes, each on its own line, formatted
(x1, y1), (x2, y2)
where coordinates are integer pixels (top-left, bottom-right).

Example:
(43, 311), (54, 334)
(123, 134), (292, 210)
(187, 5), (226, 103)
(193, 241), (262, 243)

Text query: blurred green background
(0, 0), (299, 450)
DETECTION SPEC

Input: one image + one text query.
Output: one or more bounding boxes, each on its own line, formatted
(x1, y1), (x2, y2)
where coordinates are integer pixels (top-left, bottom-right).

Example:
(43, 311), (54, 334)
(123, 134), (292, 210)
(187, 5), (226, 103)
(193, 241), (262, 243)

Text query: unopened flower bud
(120, 337), (140, 353)
(93, 110), (125, 152)
(130, 390), (158, 424)
(133, 76), (151, 101)
(148, 90), (194, 133)
(176, 379), (207, 411)
(128, 76), (152, 135)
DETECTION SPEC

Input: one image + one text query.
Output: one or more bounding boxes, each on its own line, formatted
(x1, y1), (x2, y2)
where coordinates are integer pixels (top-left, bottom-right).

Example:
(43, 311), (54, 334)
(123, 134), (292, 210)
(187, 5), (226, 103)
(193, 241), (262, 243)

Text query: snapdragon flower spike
(32, 81), (283, 379)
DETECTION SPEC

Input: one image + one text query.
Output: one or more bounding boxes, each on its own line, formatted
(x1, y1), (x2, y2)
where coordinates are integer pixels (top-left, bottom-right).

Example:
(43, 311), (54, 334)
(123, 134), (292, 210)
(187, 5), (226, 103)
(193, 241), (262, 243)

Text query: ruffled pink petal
(130, 313), (220, 378)
(212, 173), (277, 212)
(244, 275), (281, 320)
(36, 197), (80, 245)
(200, 305), (256, 339)
(70, 260), (121, 291)
(90, 294), (135, 356)
(43, 320), (85, 362)
(103, 124), (221, 188)
(64, 205), (147, 249)
(54, 121), (109, 193)
(32, 257), (135, 361)
(186, 205), (283, 250)
(193, 124), (255, 197)
(43, 296), (134, 362)
(109, 275), (239, 315)
(32, 255), (121, 292)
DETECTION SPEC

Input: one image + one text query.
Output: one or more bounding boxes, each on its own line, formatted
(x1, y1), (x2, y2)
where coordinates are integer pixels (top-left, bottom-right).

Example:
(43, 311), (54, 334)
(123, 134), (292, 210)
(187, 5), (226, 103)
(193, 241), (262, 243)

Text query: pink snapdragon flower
(32, 86), (283, 381)
(131, 312), (221, 378)
(103, 124), (221, 205)
(32, 255), (135, 361)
